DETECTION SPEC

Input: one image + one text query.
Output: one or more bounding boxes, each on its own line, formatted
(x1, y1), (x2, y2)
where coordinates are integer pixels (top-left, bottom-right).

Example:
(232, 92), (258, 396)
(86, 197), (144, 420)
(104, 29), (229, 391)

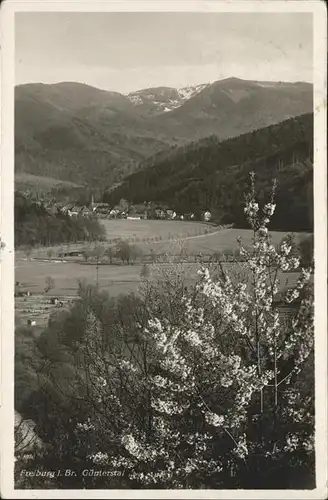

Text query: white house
(61, 204), (74, 215)
(109, 209), (119, 218)
(68, 206), (81, 217)
(204, 211), (212, 222)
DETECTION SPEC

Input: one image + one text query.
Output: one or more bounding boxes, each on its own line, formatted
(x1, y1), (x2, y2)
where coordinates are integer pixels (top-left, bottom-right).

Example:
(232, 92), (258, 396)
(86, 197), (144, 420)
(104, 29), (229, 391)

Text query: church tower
(90, 194), (95, 210)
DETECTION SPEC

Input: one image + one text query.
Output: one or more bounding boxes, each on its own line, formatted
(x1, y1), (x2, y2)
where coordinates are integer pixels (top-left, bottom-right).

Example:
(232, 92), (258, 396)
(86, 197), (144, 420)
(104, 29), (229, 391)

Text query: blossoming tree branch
(18, 174), (314, 489)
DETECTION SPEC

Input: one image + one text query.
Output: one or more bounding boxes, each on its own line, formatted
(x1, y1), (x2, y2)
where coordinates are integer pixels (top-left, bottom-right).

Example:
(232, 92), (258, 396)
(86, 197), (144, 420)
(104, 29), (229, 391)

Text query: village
(20, 186), (213, 222)
(59, 197), (212, 223)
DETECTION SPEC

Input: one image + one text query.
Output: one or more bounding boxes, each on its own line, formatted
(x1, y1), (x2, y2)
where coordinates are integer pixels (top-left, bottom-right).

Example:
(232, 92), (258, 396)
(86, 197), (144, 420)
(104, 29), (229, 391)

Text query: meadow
(139, 227), (308, 254)
(15, 222), (309, 327)
(15, 219), (215, 260)
(101, 219), (212, 241)
(15, 219), (308, 260)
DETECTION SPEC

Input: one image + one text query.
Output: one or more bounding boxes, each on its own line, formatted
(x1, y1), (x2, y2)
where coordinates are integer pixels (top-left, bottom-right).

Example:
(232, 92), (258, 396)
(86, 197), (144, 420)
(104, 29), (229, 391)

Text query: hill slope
(104, 113), (313, 232)
(15, 78), (313, 187)
(15, 82), (176, 186)
(150, 78), (313, 141)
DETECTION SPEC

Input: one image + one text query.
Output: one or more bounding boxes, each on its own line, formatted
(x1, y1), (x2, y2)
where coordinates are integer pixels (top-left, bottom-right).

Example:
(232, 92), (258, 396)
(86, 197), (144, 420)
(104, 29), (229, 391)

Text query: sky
(15, 12), (313, 93)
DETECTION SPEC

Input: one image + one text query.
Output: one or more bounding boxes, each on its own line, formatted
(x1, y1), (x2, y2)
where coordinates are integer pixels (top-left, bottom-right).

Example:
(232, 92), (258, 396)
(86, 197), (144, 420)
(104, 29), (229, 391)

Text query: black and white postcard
(0, 1), (327, 498)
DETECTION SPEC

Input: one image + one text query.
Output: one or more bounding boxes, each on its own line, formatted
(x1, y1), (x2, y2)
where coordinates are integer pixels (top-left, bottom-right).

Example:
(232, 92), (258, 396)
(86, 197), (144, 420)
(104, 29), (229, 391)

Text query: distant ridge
(15, 77), (313, 187)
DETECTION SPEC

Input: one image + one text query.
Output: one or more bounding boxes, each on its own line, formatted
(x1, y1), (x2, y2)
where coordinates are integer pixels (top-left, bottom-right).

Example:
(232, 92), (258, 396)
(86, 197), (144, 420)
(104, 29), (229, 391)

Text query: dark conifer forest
(104, 113), (313, 231)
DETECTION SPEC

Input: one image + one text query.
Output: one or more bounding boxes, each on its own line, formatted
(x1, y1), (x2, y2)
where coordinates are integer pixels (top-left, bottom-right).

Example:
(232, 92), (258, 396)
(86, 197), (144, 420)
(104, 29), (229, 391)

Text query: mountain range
(15, 77), (313, 188)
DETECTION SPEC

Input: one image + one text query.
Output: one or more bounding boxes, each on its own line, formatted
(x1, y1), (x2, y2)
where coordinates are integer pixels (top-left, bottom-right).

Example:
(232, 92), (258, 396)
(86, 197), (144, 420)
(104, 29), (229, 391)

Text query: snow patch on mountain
(177, 83), (209, 100)
(128, 94), (143, 105)
(126, 83), (209, 114)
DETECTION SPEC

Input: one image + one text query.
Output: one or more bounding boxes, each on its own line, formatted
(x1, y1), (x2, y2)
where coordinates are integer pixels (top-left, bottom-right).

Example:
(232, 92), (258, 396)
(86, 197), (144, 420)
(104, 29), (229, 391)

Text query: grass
(15, 260), (143, 325)
(15, 220), (216, 259)
(15, 259), (142, 297)
(142, 228), (308, 255)
(101, 219), (214, 242)
(16, 220), (308, 261)
(15, 223), (309, 327)
(15, 257), (304, 327)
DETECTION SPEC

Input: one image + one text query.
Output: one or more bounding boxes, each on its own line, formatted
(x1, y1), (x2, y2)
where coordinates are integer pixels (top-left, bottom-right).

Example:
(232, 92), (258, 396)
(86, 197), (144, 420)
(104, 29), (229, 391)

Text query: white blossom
(205, 411), (225, 427)
(73, 173), (313, 488)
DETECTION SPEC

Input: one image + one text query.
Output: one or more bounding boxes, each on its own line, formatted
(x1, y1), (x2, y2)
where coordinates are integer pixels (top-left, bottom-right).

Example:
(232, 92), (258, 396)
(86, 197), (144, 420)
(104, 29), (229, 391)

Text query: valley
(14, 83), (314, 330)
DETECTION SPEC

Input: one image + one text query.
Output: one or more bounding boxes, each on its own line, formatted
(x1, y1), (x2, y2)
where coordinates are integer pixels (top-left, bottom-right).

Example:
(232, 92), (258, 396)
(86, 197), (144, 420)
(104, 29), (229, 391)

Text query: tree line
(15, 191), (106, 248)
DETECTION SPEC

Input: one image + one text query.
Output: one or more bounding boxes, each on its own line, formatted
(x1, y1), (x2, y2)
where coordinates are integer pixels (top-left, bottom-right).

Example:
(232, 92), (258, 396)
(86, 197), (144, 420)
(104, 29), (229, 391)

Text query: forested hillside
(15, 192), (106, 247)
(104, 113), (313, 231)
(15, 82), (175, 187)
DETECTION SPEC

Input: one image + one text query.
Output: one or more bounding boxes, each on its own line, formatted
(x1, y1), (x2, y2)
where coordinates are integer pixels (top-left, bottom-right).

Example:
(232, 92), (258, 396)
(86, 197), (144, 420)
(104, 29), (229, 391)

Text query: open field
(15, 219), (217, 260)
(16, 259), (144, 298)
(140, 228), (309, 255)
(15, 224), (310, 328)
(101, 219), (213, 241)
(15, 220), (309, 261)
(15, 260), (176, 327)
